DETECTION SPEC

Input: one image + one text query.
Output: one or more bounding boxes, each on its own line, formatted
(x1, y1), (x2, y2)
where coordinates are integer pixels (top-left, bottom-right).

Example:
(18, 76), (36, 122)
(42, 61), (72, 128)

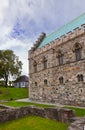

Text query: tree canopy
(0, 49), (22, 86)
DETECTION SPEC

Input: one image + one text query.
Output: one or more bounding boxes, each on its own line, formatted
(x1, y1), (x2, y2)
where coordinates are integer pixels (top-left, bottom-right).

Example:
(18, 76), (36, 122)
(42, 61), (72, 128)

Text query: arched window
(59, 77), (63, 84)
(77, 74), (83, 82)
(57, 50), (63, 65)
(43, 56), (47, 69)
(44, 79), (47, 85)
(73, 43), (82, 61)
(34, 61), (37, 73)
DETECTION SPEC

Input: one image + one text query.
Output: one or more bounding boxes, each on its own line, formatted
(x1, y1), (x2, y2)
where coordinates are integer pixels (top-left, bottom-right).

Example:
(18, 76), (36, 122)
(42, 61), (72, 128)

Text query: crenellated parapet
(29, 24), (85, 59)
(30, 32), (46, 52)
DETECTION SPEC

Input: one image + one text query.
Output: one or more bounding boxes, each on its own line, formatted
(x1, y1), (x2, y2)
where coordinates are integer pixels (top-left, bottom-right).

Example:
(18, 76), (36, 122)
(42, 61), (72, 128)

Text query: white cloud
(0, 0), (85, 76)
(0, 0), (9, 23)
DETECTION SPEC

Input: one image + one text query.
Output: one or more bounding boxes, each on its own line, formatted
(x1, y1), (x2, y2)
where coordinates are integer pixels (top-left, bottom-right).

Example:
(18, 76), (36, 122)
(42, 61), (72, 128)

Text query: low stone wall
(0, 104), (13, 109)
(0, 106), (75, 123)
(68, 117), (85, 130)
(0, 105), (85, 130)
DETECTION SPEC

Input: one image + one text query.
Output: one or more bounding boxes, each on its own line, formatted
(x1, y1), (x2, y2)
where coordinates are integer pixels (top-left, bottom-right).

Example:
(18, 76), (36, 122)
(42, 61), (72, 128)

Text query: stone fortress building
(28, 13), (85, 106)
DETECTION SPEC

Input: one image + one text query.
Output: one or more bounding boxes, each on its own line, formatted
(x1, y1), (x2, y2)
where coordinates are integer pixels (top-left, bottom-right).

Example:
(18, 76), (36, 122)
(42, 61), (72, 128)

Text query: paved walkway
(16, 98), (64, 107)
(16, 98), (85, 109)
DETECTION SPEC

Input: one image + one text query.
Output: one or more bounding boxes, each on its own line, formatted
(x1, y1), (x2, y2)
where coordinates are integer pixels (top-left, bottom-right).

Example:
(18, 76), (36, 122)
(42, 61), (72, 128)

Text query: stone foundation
(68, 117), (85, 130)
(0, 105), (85, 130)
(0, 106), (75, 123)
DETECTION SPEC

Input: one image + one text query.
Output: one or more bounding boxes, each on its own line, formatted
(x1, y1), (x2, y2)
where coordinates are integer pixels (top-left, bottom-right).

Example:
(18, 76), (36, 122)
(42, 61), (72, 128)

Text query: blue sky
(0, 0), (85, 76)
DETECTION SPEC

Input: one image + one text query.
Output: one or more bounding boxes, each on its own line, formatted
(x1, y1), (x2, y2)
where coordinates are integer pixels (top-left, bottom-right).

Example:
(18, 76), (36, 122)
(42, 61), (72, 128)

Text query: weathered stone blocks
(29, 24), (85, 107)
(0, 106), (75, 123)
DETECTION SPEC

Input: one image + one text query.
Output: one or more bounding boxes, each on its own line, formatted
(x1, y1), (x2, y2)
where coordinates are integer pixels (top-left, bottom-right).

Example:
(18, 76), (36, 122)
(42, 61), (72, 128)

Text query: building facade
(29, 14), (85, 106)
(14, 75), (29, 88)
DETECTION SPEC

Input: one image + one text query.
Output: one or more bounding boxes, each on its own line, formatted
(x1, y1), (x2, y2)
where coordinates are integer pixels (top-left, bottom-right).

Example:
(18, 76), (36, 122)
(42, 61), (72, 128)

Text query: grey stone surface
(68, 117), (85, 130)
(29, 25), (85, 107)
(0, 106), (75, 123)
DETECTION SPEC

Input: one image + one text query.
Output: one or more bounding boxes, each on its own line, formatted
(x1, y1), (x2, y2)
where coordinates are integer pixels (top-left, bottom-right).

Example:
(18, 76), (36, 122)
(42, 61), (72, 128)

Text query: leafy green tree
(0, 50), (22, 86)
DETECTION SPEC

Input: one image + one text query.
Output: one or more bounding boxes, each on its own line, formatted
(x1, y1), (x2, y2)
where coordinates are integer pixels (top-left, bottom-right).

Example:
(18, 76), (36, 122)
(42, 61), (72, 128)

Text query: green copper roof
(38, 13), (85, 48)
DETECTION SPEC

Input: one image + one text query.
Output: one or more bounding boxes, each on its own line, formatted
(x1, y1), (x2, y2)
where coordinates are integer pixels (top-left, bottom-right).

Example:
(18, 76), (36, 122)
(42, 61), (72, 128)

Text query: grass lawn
(65, 106), (85, 117)
(0, 116), (68, 130)
(0, 87), (28, 100)
(1, 101), (85, 116)
(1, 101), (56, 108)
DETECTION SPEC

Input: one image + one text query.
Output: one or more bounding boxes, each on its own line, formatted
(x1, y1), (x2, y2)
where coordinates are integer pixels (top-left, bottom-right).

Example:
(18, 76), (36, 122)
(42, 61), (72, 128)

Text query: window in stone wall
(44, 79), (47, 85)
(79, 88), (83, 94)
(43, 56), (47, 69)
(77, 74), (83, 82)
(59, 77), (63, 84)
(75, 48), (81, 61)
(73, 43), (82, 61)
(57, 50), (63, 65)
(35, 82), (37, 86)
(34, 61), (37, 73)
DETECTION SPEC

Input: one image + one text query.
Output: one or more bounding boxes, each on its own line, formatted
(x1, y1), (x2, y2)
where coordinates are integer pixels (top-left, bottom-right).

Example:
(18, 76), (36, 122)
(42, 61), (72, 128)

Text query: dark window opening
(35, 82), (37, 86)
(43, 56), (47, 69)
(44, 79), (47, 85)
(58, 55), (63, 65)
(77, 74), (83, 82)
(34, 62), (37, 73)
(81, 89), (82, 93)
(75, 48), (81, 61)
(59, 77), (63, 84)
(57, 50), (63, 65)
(44, 60), (47, 69)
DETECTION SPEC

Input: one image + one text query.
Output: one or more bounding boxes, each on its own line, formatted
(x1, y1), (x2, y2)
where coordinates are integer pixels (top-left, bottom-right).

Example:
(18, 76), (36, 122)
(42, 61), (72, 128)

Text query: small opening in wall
(35, 82), (37, 86)
(81, 89), (82, 93)
(59, 77), (63, 84)
(77, 74), (84, 82)
(79, 88), (83, 94)
(75, 48), (81, 61)
(44, 79), (47, 85)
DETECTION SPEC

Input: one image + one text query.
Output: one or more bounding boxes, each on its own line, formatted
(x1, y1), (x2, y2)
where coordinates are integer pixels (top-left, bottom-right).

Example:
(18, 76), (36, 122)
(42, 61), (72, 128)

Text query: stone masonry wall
(0, 105), (85, 130)
(0, 106), (75, 123)
(29, 25), (85, 106)
(68, 117), (85, 130)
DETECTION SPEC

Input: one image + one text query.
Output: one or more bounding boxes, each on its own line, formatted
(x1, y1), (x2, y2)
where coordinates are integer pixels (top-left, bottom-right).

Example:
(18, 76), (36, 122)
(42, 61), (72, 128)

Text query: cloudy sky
(0, 0), (85, 76)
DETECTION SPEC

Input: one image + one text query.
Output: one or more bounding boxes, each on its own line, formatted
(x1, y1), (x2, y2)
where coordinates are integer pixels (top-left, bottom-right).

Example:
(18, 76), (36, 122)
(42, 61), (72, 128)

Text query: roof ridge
(46, 13), (85, 38)
(38, 13), (85, 48)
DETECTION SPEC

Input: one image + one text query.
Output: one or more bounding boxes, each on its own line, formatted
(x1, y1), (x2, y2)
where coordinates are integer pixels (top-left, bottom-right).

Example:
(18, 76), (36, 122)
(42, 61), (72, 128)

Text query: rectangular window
(59, 77), (63, 84)
(44, 79), (47, 85)
(58, 55), (63, 65)
(44, 60), (47, 69)
(75, 48), (81, 61)
(35, 82), (37, 86)
(77, 74), (83, 82)
(34, 64), (37, 73)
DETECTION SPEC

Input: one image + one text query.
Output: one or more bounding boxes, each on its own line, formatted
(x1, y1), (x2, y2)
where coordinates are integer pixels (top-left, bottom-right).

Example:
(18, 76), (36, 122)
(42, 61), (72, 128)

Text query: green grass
(0, 116), (68, 130)
(0, 87), (28, 100)
(65, 106), (85, 117)
(1, 101), (56, 108)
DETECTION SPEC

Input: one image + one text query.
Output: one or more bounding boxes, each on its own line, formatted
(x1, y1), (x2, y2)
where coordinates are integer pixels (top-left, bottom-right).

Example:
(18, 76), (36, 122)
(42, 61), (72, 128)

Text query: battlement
(30, 32), (46, 52)
(28, 24), (85, 59)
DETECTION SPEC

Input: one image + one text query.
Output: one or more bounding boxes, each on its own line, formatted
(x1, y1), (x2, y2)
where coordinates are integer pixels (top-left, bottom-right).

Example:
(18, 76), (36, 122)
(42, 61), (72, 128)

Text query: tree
(0, 49), (22, 86)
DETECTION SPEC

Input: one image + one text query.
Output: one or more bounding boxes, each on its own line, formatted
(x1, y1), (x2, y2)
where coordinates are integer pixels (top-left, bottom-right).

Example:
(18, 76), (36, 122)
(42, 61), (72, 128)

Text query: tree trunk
(4, 75), (8, 87)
